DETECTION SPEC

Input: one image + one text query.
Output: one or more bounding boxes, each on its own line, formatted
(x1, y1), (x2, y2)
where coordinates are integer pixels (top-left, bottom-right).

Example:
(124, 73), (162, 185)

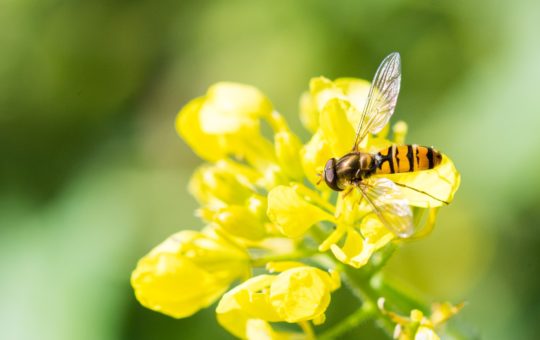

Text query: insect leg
(341, 187), (354, 198)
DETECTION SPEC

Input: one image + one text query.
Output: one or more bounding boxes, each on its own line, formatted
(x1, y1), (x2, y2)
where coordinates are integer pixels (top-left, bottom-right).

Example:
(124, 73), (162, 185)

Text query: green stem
(376, 278), (429, 314)
(299, 320), (316, 340)
(318, 301), (376, 340)
(340, 265), (396, 336)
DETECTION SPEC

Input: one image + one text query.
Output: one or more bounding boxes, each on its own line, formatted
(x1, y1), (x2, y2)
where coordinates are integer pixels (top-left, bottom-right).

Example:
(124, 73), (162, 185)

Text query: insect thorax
(335, 152), (376, 186)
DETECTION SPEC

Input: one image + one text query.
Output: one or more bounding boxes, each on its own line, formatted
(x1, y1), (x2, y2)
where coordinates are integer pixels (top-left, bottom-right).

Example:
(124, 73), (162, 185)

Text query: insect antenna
(341, 187), (354, 198)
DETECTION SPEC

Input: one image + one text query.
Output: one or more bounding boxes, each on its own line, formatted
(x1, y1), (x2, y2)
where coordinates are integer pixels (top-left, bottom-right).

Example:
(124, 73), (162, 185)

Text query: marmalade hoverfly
(322, 52), (446, 238)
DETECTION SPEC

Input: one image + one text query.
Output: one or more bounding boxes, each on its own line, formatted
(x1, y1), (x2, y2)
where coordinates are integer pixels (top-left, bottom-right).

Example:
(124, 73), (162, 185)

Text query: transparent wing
(359, 177), (413, 238)
(352, 52), (401, 151)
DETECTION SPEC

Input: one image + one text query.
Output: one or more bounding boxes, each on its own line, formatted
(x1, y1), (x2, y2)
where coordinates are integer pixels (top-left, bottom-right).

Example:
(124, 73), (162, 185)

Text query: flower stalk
(318, 301), (376, 340)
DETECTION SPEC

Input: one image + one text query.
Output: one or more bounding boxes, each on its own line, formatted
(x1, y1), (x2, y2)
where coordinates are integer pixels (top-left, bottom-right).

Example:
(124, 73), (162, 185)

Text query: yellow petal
(364, 134), (394, 153)
(430, 301), (465, 326)
(333, 78), (371, 127)
(266, 261), (307, 273)
(330, 217), (394, 268)
(328, 269), (342, 291)
(310, 76), (369, 111)
(410, 309), (426, 323)
(131, 253), (224, 318)
(392, 121), (408, 144)
(267, 185), (334, 238)
(176, 83), (276, 164)
(131, 231), (248, 319)
(176, 97), (227, 161)
(210, 205), (267, 241)
(246, 319), (275, 340)
(216, 275), (278, 338)
(378, 155), (460, 208)
(200, 82), (272, 134)
(299, 91), (318, 133)
(300, 130), (333, 186)
(274, 130), (304, 180)
(309, 77), (370, 136)
(319, 98), (356, 156)
(312, 313), (326, 325)
(189, 162), (255, 207)
(269, 267), (332, 322)
(216, 299), (250, 338)
(414, 326), (440, 340)
(245, 319), (304, 340)
(309, 76), (339, 111)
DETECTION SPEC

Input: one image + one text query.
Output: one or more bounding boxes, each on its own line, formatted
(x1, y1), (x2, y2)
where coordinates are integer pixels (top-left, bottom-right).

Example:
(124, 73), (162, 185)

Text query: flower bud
(209, 204), (267, 241)
(131, 230), (249, 318)
(189, 162), (255, 207)
(176, 82), (273, 162)
(267, 185), (334, 238)
(216, 266), (338, 338)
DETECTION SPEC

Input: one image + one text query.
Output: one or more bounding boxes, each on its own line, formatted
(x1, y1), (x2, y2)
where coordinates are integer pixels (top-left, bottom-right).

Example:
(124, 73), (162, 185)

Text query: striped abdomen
(374, 144), (442, 175)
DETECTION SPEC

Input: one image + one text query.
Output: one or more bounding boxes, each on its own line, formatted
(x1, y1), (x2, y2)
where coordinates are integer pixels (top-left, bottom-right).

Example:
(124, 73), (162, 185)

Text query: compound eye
(323, 158), (342, 191)
(324, 159), (335, 182)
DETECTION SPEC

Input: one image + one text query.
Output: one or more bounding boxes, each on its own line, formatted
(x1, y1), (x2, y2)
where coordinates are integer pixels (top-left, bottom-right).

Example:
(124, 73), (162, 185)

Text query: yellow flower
(132, 69), (464, 339)
(131, 229), (250, 318)
(216, 264), (339, 339)
(175, 78), (459, 268)
(267, 76), (460, 267)
(379, 298), (465, 340)
(176, 82), (273, 163)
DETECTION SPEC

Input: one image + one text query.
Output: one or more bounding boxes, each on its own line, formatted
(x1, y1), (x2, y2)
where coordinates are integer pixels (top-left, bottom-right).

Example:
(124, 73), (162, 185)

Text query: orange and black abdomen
(374, 144), (442, 175)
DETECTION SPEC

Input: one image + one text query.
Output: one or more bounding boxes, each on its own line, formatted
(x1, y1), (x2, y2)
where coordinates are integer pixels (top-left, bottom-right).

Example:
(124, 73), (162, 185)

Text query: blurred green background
(2, 0), (540, 339)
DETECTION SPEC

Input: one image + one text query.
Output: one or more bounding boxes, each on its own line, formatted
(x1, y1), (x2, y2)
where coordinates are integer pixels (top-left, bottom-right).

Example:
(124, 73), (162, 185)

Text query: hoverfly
(322, 52), (446, 238)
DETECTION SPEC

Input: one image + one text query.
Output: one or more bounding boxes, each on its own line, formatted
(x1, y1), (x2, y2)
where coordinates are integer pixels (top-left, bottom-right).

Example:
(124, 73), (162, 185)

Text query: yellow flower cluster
(131, 77), (461, 338)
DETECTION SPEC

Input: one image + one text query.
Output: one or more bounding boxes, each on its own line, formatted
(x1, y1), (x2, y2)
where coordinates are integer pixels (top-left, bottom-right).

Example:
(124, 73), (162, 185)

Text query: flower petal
(330, 217), (394, 268)
(189, 162), (255, 207)
(299, 91), (319, 133)
(274, 130), (304, 180)
(176, 97), (227, 161)
(269, 267), (332, 322)
(266, 261), (307, 273)
(176, 83), (275, 164)
(246, 319), (304, 340)
(429, 301), (465, 326)
(333, 78), (371, 127)
(319, 98), (356, 156)
(300, 130), (333, 186)
(200, 82), (272, 134)
(132, 253), (223, 318)
(378, 155), (460, 208)
(131, 231), (247, 319)
(267, 185), (334, 238)
(414, 326), (440, 340)
(216, 275), (278, 338)
(207, 205), (267, 241)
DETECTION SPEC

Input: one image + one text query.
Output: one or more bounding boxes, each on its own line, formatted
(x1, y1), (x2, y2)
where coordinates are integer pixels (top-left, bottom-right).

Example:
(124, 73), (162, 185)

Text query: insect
(322, 52), (446, 238)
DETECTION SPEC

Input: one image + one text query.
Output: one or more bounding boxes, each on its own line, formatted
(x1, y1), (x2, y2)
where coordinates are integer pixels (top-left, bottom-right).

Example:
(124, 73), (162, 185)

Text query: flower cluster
(131, 77), (461, 338)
